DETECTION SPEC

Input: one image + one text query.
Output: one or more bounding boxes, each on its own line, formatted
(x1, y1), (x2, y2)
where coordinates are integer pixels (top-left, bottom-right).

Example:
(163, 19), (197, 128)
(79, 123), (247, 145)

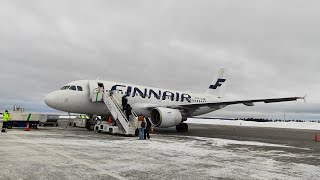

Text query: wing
(178, 96), (304, 109)
(146, 96), (305, 113)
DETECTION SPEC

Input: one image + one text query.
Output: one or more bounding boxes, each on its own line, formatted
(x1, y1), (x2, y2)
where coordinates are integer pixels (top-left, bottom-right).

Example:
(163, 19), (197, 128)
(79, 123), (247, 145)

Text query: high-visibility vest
(2, 112), (10, 122)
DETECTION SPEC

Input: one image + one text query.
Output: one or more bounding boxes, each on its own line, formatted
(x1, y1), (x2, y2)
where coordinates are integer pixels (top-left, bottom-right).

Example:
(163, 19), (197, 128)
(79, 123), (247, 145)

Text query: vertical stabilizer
(207, 68), (227, 98)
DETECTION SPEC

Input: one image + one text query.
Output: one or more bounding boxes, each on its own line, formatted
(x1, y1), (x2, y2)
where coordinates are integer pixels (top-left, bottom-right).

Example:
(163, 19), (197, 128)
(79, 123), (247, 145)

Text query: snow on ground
(186, 118), (320, 130)
(1, 130), (320, 180)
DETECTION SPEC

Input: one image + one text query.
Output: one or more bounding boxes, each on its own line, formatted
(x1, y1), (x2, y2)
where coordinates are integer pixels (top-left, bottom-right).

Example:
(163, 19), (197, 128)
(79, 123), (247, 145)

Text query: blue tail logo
(209, 78), (226, 89)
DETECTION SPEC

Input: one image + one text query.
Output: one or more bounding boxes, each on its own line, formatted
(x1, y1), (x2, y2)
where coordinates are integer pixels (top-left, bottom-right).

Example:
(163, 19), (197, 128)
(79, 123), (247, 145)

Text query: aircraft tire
(176, 123), (188, 132)
(181, 123), (188, 132)
(176, 124), (181, 132)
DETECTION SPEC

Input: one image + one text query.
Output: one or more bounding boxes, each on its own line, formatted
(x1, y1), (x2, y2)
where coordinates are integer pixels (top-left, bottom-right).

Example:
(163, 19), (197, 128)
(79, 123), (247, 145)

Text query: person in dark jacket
(144, 117), (152, 139)
(122, 96), (128, 112)
(125, 104), (132, 121)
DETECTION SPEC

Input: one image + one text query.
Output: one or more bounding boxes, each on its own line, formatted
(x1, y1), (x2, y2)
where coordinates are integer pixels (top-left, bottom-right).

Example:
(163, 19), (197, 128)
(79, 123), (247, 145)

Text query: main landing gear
(176, 123), (188, 132)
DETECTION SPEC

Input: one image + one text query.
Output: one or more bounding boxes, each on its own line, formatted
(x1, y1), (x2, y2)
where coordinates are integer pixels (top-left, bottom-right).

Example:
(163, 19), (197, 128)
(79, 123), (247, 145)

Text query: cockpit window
(77, 86), (83, 91)
(60, 86), (70, 90)
(69, 86), (76, 91)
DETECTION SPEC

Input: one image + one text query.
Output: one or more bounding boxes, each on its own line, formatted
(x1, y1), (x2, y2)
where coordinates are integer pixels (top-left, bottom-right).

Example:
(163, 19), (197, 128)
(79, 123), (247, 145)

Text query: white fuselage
(44, 80), (224, 117)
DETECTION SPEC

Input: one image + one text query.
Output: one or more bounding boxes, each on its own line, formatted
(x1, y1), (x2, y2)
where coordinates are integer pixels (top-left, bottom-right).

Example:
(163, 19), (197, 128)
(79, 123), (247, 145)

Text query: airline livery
(44, 69), (304, 131)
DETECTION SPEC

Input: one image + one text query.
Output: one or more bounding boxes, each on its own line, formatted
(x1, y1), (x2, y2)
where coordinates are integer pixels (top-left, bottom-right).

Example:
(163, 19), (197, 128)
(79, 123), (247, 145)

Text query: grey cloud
(0, 0), (319, 119)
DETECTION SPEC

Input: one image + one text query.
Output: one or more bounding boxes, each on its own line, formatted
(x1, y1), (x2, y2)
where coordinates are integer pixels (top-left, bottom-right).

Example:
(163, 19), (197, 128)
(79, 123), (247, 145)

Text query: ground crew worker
(1, 110), (10, 133)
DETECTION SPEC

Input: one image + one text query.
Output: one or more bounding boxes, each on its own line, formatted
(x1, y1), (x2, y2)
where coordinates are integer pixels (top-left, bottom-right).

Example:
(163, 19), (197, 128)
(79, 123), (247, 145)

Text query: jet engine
(150, 107), (183, 128)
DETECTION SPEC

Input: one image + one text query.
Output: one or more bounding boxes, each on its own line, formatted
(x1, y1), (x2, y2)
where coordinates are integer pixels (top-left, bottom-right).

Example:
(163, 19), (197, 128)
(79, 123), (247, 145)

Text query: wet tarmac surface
(156, 123), (320, 162)
(0, 121), (320, 180)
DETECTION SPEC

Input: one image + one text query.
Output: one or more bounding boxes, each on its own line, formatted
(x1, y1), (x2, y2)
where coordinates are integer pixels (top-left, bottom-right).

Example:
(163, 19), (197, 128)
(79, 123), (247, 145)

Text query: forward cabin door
(89, 81), (99, 102)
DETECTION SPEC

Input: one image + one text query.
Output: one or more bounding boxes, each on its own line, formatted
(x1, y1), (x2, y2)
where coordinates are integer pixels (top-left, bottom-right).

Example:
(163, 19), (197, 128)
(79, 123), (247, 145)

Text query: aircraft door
(89, 81), (99, 102)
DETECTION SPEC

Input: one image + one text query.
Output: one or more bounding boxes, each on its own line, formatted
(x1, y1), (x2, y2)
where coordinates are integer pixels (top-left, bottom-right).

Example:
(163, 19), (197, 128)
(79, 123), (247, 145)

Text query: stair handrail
(109, 95), (129, 123)
(103, 92), (124, 115)
(103, 91), (130, 124)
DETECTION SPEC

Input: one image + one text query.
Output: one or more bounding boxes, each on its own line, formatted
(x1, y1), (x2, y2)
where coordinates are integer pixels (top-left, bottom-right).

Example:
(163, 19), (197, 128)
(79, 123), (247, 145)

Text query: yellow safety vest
(2, 112), (10, 122)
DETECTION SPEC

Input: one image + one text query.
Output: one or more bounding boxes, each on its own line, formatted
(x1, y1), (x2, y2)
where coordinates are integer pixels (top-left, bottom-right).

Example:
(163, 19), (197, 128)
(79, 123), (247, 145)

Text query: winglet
(303, 94), (307, 103)
(298, 94), (307, 103)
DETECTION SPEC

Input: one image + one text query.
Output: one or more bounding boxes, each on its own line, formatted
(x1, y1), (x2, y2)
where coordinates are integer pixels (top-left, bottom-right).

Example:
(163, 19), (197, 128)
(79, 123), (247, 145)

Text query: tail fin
(207, 68), (227, 98)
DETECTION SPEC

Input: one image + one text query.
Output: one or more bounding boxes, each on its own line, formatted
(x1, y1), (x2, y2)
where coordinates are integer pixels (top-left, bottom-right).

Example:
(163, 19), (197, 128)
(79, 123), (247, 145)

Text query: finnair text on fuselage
(110, 84), (193, 103)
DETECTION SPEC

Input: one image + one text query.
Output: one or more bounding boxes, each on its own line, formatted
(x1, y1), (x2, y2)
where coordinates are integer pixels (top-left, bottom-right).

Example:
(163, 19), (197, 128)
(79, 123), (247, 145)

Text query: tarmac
(0, 120), (320, 180)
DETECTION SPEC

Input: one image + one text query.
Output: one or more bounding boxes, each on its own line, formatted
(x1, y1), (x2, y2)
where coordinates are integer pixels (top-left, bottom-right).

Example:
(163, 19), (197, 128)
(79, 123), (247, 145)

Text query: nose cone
(44, 91), (58, 109)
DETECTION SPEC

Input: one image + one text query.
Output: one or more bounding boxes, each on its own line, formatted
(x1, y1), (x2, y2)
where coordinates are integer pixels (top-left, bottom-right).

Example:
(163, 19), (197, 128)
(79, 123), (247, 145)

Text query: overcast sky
(0, 0), (319, 120)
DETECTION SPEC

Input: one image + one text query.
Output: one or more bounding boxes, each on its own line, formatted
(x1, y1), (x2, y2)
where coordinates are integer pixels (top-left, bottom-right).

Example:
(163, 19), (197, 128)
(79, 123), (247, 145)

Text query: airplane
(44, 69), (305, 131)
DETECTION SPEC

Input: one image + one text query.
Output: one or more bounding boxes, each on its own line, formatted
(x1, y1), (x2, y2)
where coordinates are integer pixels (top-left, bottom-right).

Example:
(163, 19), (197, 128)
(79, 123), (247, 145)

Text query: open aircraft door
(89, 81), (99, 102)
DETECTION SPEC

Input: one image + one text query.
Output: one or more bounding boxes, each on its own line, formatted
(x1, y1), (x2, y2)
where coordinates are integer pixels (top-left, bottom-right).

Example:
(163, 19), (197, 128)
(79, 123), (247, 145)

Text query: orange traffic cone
(25, 123), (30, 131)
(314, 134), (318, 142)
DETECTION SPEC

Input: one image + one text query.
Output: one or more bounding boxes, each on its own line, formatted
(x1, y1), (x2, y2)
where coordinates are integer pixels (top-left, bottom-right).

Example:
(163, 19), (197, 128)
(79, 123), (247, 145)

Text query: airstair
(90, 83), (137, 135)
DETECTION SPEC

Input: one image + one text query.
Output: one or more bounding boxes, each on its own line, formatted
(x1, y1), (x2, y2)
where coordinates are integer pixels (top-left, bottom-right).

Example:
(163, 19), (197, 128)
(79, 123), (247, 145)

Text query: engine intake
(150, 107), (183, 128)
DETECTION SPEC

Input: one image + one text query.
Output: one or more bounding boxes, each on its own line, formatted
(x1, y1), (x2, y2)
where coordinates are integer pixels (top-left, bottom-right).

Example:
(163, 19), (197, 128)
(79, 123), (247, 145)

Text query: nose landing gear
(86, 115), (100, 130)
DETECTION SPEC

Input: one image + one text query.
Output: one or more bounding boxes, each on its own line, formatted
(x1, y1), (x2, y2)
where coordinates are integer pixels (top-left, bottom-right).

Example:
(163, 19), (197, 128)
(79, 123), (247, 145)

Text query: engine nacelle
(150, 107), (183, 128)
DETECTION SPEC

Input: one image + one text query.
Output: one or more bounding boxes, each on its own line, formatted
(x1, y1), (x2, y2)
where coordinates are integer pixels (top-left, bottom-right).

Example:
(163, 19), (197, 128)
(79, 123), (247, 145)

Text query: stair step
(102, 92), (138, 135)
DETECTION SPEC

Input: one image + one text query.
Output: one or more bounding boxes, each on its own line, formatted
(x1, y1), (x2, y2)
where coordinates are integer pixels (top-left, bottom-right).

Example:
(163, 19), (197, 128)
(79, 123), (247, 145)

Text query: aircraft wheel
(86, 115), (98, 131)
(181, 123), (188, 132)
(176, 124), (181, 132)
(176, 123), (188, 132)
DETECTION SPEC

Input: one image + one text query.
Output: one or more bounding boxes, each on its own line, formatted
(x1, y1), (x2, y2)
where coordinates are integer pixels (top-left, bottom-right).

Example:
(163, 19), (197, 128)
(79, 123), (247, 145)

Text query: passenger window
(77, 86), (83, 91)
(69, 86), (76, 91)
(60, 86), (70, 90)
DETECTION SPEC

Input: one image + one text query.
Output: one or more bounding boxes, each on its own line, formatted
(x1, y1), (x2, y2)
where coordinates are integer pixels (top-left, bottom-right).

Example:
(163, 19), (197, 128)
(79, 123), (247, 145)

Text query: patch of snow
(1, 130), (320, 179)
